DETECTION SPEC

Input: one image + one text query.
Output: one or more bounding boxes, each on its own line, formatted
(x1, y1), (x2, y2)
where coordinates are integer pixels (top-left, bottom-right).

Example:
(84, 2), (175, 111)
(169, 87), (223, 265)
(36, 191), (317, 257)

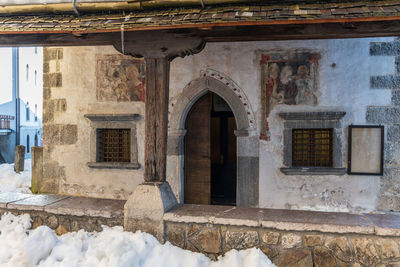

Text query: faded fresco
(260, 51), (320, 140)
(96, 55), (145, 102)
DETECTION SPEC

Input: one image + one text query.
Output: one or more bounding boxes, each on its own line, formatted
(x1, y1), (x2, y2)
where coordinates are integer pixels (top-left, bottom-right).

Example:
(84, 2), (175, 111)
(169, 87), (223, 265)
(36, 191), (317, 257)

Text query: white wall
(19, 47), (43, 121)
(0, 47), (42, 159)
(169, 37), (394, 212)
(19, 47), (43, 157)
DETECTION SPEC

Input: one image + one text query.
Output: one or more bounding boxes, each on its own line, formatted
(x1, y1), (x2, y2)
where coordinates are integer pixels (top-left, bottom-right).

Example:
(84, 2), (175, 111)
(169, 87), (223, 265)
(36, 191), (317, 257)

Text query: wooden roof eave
(0, 0), (260, 15)
(0, 1), (400, 48)
(0, 16), (400, 48)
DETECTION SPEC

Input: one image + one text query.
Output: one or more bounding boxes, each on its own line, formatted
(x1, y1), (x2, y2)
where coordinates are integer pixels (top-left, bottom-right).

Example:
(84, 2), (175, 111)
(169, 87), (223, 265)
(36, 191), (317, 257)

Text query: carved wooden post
(120, 32), (205, 241)
(144, 58), (169, 182)
(125, 57), (176, 240)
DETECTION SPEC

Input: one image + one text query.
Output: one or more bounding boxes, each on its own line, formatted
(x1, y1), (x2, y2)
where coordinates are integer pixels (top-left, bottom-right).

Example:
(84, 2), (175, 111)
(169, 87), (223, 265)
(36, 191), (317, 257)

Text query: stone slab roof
(0, 1), (399, 33)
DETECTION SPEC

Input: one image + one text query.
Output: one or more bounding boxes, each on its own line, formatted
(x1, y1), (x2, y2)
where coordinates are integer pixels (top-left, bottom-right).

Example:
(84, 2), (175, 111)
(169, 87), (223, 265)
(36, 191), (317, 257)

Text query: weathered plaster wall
(44, 37), (397, 210)
(169, 37), (394, 212)
(42, 46), (145, 199)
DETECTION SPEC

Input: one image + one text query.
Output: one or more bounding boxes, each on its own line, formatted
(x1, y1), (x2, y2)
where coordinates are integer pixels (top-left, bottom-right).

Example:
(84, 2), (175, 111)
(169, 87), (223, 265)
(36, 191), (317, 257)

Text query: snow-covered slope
(0, 213), (275, 267)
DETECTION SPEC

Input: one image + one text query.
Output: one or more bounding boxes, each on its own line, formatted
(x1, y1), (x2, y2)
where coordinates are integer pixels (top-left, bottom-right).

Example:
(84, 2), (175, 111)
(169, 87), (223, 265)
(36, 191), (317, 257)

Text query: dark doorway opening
(184, 91), (237, 206)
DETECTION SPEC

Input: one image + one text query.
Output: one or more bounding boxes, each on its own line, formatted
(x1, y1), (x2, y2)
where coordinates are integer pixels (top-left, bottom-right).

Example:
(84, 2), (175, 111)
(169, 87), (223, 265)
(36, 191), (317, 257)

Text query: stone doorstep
(164, 204), (400, 237)
(0, 192), (125, 219)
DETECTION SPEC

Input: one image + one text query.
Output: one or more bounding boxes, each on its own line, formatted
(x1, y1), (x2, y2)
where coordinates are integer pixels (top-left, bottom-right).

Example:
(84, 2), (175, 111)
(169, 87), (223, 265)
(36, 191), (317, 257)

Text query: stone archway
(167, 69), (259, 207)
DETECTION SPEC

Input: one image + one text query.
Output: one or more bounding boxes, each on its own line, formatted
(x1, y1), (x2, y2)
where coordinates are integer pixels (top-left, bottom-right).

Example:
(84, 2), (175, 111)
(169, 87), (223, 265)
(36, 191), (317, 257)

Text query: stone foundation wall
(0, 208), (123, 235)
(165, 221), (400, 266)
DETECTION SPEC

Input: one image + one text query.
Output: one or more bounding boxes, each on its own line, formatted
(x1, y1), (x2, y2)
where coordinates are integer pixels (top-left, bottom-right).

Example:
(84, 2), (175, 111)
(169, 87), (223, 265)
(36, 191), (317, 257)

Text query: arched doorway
(184, 92), (237, 205)
(168, 71), (259, 207)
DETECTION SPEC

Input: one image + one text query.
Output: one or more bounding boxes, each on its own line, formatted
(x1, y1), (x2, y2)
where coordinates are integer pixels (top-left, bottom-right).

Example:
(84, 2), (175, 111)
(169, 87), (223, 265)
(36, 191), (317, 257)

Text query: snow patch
(0, 213), (275, 267)
(0, 160), (31, 194)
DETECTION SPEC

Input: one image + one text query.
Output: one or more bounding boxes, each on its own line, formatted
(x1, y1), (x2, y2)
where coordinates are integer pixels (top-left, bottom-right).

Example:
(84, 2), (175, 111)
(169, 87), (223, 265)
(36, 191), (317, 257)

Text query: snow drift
(0, 160), (31, 194)
(0, 213), (275, 267)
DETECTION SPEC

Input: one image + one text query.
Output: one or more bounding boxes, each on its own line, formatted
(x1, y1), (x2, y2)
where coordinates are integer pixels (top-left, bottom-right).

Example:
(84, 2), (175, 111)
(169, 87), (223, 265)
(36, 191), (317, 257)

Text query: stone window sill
(87, 162), (140, 170)
(280, 167), (347, 175)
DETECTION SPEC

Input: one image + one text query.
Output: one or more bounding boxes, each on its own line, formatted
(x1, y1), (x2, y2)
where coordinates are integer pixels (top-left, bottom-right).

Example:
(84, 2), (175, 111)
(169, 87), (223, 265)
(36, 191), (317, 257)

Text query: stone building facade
(40, 36), (400, 213)
(42, 46), (145, 198)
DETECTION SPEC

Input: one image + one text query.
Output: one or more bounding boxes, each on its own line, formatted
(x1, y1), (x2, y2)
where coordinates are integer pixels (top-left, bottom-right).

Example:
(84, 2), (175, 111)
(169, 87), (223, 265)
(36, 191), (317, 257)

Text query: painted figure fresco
(260, 51), (320, 140)
(96, 55), (145, 102)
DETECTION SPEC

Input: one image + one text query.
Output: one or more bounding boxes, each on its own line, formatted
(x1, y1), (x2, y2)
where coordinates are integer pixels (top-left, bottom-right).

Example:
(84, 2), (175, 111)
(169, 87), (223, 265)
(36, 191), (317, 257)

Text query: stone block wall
(369, 39), (400, 211)
(42, 47), (71, 194)
(165, 221), (400, 266)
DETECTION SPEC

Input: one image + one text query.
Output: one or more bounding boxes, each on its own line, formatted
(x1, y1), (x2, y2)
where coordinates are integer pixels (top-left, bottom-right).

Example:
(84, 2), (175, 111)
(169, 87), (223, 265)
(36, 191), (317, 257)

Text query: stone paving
(1, 193), (399, 237)
(0, 192), (125, 217)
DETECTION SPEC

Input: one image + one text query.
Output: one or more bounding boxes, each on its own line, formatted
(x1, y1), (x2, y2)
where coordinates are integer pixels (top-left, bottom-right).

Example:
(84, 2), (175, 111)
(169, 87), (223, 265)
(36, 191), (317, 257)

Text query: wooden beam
(0, 19), (399, 49)
(200, 20), (400, 42)
(144, 58), (169, 182)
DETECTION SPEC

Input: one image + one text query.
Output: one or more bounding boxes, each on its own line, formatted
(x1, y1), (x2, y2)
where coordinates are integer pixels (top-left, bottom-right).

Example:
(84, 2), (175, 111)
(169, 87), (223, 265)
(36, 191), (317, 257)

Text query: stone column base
(124, 181), (178, 242)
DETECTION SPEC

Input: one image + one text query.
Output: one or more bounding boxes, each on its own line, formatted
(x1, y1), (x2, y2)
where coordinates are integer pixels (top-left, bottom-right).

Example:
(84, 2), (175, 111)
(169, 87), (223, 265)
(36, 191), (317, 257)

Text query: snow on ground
(0, 160), (32, 194)
(0, 213), (275, 267)
(0, 162), (275, 266)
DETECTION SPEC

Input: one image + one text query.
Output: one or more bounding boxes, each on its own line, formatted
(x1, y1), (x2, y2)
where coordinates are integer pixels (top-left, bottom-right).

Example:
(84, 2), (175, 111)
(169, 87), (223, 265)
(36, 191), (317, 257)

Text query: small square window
(279, 112), (346, 175)
(96, 129), (130, 163)
(292, 129), (333, 167)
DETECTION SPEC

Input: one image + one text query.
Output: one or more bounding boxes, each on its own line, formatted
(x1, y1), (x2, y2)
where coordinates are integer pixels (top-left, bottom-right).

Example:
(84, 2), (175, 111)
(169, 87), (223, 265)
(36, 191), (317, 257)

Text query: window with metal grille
(96, 129), (130, 163)
(292, 129), (333, 167)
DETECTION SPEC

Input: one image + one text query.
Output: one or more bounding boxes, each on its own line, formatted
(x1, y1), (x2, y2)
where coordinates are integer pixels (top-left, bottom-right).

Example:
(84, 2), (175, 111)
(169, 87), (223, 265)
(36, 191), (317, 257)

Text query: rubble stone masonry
(165, 221), (400, 266)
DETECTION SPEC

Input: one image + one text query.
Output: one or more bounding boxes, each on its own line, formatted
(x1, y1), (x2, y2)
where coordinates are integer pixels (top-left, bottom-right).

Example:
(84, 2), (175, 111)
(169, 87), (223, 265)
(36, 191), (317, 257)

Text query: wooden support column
(144, 57), (170, 182)
(112, 31), (204, 184)
(121, 33), (205, 239)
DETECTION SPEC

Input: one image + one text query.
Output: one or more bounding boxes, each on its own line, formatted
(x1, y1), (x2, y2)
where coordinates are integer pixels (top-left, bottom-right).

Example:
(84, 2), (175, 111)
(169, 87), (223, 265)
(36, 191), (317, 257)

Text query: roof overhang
(0, 2), (398, 48)
(0, 0), (260, 14)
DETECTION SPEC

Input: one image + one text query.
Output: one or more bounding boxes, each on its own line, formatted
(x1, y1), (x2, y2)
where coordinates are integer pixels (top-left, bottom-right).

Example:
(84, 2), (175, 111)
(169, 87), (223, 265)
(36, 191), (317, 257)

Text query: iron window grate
(292, 129), (333, 167)
(96, 128), (130, 163)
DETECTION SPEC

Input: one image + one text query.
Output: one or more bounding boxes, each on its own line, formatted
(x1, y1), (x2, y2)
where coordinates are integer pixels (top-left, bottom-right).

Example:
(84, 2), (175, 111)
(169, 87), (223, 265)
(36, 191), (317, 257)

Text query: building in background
(0, 47), (43, 163)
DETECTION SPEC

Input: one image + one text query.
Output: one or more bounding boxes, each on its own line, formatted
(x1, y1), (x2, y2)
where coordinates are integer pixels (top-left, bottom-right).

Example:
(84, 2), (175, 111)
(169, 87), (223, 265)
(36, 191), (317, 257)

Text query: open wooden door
(184, 92), (211, 204)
